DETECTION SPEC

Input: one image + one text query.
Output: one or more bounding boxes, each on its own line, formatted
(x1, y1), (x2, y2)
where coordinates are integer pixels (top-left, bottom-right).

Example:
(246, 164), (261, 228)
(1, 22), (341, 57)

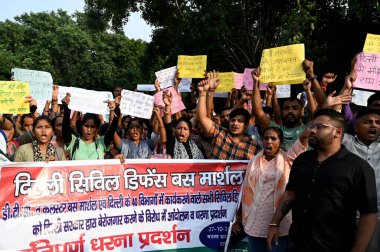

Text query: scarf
(173, 138), (204, 159)
(241, 149), (290, 231)
(31, 140), (56, 161)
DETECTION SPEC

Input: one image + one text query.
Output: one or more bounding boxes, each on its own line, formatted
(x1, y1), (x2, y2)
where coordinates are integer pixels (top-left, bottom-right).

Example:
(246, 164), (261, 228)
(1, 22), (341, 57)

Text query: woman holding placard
(61, 93), (120, 160)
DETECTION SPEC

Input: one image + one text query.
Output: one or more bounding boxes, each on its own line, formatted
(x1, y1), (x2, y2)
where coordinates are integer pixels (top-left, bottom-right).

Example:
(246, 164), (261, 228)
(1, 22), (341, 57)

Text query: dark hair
(51, 116), (63, 129)
(82, 113), (101, 128)
(33, 116), (52, 130)
(313, 109), (346, 129)
(263, 126), (284, 143)
(283, 97), (304, 108)
(367, 92), (380, 107)
(122, 115), (132, 125)
(21, 114), (34, 126)
(220, 107), (232, 114)
(99, 123), (109, 136)
(262, 106), (274, 118)
(141, 119), (152, 136)
(229, 108), (250, 124)
(186, 103), (197, 112)
(127, 118), (143, 129)
(174, 116), (192, 131)
(355, 108), (380, 121)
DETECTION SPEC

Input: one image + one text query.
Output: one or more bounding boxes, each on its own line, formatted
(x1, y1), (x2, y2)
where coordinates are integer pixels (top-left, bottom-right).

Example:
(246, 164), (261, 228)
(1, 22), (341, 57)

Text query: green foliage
(0, 10), (150, 91)
(84, 0), (380, 80)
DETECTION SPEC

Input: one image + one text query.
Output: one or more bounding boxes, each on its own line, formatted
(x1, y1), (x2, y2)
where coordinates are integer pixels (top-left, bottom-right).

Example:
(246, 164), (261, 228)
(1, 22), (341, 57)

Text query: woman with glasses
(61, 93), (120, 160)
(162, 90), (204, 159)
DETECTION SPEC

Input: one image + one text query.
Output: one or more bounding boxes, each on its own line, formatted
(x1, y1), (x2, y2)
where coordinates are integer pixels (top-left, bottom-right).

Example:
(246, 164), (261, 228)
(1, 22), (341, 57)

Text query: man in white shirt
(343, 108), (380, 252)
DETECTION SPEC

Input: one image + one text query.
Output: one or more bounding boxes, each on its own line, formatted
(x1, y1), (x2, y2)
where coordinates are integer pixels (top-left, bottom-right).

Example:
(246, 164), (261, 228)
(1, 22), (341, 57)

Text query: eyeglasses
(129, 125), (142, 130)
(308, 123), (338, 131)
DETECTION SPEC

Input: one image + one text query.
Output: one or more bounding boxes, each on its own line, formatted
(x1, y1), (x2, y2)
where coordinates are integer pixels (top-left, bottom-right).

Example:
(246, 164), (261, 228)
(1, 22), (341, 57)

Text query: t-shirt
(270, 121), (306, 151)
(65, 135), (109, 160)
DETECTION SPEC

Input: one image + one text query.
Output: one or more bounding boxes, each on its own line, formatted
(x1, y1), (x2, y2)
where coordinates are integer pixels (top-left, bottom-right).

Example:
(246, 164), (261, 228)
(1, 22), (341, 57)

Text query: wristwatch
(308, 75), (317, 81)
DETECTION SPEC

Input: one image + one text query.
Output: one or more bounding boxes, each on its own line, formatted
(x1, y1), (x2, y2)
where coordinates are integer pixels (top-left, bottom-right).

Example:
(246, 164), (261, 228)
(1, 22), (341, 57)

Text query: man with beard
(267, 109), (377, 252)
(251, 68), (308, 151)
(197, 79), (257, 160)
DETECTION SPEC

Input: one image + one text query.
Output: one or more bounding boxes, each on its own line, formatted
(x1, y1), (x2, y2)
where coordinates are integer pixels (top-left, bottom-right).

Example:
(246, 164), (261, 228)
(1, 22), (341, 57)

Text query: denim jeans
(247, 235), (288, 252)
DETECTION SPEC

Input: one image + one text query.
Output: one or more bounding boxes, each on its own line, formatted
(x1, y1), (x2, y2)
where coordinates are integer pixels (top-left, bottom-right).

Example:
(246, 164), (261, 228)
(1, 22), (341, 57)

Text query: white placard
(68, 87), (113, 114)
(12, 68), (53, 101)
(155, 66), (177, 89)
(137, 84), (155, 92)
(57, 86), (73, 104)
(178, 78), (192, 92)
(352, 89), (375, 106)
(275, 84), (291, 98)
(120, 90), (154, 119)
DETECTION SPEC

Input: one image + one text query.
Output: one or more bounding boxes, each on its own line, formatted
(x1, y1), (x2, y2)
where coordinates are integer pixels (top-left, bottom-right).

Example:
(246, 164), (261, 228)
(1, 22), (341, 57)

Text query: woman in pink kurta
(233, 126), (308, 252)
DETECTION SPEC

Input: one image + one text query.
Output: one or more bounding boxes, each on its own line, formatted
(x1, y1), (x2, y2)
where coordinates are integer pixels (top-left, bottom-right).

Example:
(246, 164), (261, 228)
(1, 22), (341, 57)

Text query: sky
(0, 0), (153, 42)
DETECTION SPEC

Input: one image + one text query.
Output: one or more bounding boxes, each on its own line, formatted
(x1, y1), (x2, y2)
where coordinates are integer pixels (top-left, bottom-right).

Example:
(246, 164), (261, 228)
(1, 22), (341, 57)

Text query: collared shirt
(343, 134), (380, 218)
(286, 145), (378, 252)
(269, 121), (307, 151)
(209, 123), (256, 160)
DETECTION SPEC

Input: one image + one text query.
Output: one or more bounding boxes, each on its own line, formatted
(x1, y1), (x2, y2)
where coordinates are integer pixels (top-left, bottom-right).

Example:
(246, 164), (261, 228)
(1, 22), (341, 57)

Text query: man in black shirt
(267, 109), (378, 252)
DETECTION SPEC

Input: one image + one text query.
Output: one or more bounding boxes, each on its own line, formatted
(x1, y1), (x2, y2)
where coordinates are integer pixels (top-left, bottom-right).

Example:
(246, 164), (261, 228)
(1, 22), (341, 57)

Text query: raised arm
(303, 79), (317, 118)
(162, 90), (173, 125)
(302, 60), (326, 106)
(61, 93), (73, 145)
(266, 84), (281, 125)
(197, 79), (215, 134)
(252, 68), (271, 129)
(206, 71), (219, 118)
(104, 97), (121, 146)
(153, 106), (166, 144)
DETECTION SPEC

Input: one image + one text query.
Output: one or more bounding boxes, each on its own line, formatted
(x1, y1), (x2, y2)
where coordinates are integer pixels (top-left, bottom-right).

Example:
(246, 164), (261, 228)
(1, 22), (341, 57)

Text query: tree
(84, 0), (380, 79)
(0, 10), (150, 91)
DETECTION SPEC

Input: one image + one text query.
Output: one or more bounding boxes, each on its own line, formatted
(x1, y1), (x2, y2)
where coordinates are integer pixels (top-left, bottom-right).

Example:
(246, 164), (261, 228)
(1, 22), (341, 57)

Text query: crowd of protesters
(0, 54), (379, 252)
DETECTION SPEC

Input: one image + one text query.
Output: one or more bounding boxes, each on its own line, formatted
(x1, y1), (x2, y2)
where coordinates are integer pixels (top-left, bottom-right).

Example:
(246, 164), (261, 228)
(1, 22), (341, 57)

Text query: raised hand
(61, 93), (71, 106)
(197, 80), (210, 92)
(163, 90), (173, 106)
(231, 88), (239, 100)
(174, 71), (181, 88)
(251, 67), (261, 83)
(323, 90), (352, 108)
(322, 73), (337, 84)
(114, 96), (121, 106)
(207, 70), (220, 91)
(24, 95), (37, 107)
(344, 72), (356, 90)
(242, 91), (253, 101)
(52, 85), (59, 100)
(154, 79), (161, 92)
(302, 59), (314, 77)
(266, 83), (276, 96)
(303, 79), (311, 91)
(104, 99), (116, 111)
(153, 106), (162, 117)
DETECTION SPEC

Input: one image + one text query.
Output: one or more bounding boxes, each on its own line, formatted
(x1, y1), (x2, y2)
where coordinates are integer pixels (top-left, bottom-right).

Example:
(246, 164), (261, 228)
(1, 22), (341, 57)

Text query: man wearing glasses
(267, 109), (377, 252)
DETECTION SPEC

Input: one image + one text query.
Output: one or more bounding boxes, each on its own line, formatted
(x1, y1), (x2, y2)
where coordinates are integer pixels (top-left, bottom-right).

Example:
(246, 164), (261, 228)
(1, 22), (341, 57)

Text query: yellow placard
(216, 72), (235, 92)
(177, 55), (207, 78)
(0, 81), (30, 114)
(363, 33), (380, 53)
(259, 44), (305, 83)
